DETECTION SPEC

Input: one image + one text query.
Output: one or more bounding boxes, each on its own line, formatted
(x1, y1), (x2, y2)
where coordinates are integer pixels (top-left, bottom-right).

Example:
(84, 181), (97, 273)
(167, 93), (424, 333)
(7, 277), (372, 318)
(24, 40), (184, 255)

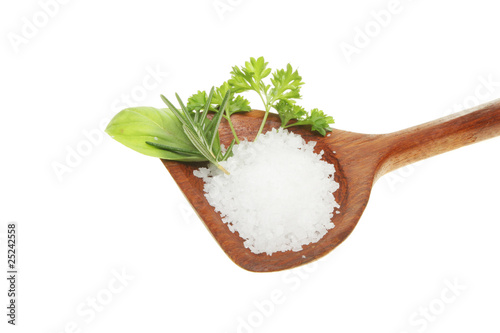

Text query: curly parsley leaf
(269, 64), (304, 104)
(228, 95), (251, 114)
(229, 57), (271, 94)
(229, 56), (272, 94)
(187, 90), (208, 112)
(284, 108), (335, 136)
(274, 99), (307, 127)
(187, 82), (251, 116)
(213, 82), (251, 116)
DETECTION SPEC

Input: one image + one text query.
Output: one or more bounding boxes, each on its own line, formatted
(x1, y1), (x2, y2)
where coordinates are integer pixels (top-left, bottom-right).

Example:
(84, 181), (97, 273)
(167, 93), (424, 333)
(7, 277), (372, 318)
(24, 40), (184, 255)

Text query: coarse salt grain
(194, 129), (340, 255)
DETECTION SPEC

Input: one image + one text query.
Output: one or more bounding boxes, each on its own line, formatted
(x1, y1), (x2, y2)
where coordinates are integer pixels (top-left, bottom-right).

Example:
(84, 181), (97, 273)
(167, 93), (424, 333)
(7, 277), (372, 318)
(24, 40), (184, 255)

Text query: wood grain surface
(162, 99), (500, 272)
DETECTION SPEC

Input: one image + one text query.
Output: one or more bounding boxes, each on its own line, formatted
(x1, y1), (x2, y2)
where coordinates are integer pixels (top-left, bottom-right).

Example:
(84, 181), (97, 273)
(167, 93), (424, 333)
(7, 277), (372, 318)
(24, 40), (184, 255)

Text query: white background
(1, 0), (500, 332)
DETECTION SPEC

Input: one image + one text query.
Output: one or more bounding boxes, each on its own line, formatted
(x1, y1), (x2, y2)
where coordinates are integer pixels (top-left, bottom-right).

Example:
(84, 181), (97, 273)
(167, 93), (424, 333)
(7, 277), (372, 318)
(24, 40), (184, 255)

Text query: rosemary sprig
(160, 87), (234, 175)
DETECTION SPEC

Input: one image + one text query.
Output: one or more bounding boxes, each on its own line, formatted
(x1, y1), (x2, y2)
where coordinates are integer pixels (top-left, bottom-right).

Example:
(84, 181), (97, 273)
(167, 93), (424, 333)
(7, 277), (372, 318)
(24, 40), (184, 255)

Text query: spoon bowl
(163, 100), (500, 272)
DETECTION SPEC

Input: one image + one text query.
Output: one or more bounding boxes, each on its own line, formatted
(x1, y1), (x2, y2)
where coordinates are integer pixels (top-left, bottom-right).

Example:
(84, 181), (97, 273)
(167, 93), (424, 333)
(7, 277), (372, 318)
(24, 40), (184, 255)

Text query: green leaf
(211, 82), (226, 105)
(230, 95), (251, 113)
(105, 107), (206, 161)
(145, 141), (200, 155)
(245, 56), (272, 83)
(214, 82), (251, 116)
(210, 87), (231, 149)
(269, 63), (304, 104)
(200, 86), (215, 121)
(187, 90), (207, 112)
(229, 56), (271, 94)
(182, 124), (217, 163)
(229, 66), (253, 93)
(274, 99), (307, 127)
(188, 83), (251, 117)
(285, 108), (335, 136)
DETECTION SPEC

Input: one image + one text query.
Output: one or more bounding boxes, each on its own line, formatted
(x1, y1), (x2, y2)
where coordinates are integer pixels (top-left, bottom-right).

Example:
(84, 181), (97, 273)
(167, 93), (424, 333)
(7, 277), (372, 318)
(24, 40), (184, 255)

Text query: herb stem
(225, 110), (240, 144)
(217, 163), (230, 175)
(255, 92), (270, 139)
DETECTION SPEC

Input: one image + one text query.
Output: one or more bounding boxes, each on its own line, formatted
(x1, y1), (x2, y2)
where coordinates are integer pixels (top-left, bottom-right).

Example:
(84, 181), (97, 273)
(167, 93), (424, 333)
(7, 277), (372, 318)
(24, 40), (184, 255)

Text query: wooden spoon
(162, 99), (500, 272)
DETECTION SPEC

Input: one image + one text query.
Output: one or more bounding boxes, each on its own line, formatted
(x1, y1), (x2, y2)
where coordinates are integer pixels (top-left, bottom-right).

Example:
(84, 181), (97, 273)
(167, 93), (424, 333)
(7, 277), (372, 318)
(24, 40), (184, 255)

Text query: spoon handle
(376, 99), (500, 177)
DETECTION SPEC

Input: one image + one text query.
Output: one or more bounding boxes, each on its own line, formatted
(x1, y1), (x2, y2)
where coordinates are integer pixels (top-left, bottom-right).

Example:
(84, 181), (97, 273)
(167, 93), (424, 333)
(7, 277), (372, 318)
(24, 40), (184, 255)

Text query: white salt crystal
(194, 129), (340, 255)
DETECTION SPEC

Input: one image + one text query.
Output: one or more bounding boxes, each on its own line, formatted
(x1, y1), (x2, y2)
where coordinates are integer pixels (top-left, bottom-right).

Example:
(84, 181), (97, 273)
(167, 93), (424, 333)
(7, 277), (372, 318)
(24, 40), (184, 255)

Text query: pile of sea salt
(194, 129), (340, 255)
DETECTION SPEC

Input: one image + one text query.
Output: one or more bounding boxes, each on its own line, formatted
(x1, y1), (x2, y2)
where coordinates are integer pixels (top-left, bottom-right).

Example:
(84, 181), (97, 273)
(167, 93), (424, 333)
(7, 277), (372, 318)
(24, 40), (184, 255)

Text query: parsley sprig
(229, 56), (334, 137)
